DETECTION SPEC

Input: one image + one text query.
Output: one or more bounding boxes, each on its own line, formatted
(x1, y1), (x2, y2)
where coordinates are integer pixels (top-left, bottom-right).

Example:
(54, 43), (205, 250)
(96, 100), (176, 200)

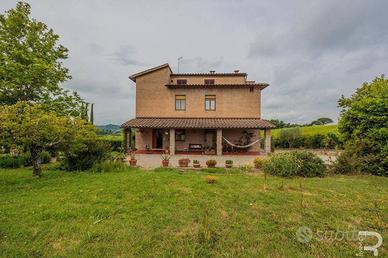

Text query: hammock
(222, 137), (260, 148)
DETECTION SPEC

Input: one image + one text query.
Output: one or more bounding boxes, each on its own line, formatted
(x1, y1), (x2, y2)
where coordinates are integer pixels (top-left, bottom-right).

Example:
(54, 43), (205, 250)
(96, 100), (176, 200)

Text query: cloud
(1, 0), (387, 125)
(110, 45), (145, 66)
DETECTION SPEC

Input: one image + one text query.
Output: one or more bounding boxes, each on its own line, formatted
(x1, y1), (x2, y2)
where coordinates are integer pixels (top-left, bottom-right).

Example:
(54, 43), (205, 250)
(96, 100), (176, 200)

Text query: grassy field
(272, 124), (339, 138)
(1, 166), (387, 257)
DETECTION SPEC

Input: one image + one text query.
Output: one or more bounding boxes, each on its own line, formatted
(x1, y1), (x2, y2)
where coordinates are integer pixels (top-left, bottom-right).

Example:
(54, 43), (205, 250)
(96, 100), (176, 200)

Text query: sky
(1, 0), (388, 125)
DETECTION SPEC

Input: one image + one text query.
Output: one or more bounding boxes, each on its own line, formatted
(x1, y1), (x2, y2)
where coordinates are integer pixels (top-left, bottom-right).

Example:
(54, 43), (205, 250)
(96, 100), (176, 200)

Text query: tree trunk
(31, 147), (42, 177)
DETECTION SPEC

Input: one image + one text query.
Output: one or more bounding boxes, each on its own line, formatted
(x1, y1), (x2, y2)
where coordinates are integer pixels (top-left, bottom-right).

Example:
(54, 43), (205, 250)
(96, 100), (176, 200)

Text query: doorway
(152, 129), (164, 149)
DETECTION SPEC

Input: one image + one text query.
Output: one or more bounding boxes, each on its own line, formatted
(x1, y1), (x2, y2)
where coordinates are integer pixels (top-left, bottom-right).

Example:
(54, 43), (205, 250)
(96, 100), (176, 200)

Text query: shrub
(106, 139), (122, 152)
(22, 151), (51, 166)
(0, 154), (24, 168)
(205, 175), (217, 184)
(239, 164), (254, 173)
(206, 160), (217, 168)
(330, 151), (356, 174)
(263, 151), (325, 177)
(291, 151), (326, 177)
(61, 140), (111, 171)
(253, 157), (266, 169)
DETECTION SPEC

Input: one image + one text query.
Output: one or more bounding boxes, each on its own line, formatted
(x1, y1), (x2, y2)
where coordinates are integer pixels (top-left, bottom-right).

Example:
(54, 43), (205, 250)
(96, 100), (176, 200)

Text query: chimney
(234, 70), (240, 73)
(209, 70), (215, 74)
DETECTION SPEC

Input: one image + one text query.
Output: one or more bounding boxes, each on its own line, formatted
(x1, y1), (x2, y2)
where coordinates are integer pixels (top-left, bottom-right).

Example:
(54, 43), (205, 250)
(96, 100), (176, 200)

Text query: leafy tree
(0, 102), (96, 176)
(310, 117), (333, 126)
(338, 75), (388, 176)
(0, 2), (86, 117)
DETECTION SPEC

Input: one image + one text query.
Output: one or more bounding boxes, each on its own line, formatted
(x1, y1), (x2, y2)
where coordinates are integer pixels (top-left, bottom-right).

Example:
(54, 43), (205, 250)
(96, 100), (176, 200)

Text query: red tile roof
(165, 83), (269, 89)
(121, 117), (275, 129)
(129, 63), (172, 82)
(171, 72), (247, 77)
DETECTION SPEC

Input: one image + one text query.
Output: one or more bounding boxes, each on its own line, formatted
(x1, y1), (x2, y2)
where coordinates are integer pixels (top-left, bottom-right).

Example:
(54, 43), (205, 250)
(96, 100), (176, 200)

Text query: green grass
(272, 124), (338, 138)
(1, 166), (387, 257)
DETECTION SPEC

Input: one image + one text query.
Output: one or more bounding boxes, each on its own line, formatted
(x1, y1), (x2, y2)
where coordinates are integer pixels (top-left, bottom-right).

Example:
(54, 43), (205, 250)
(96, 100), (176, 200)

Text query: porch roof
(121, 117), (275, 129)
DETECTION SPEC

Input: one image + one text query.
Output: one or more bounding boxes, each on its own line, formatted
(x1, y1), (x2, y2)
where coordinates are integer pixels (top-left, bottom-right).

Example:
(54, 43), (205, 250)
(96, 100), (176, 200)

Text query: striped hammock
(222, 137), (260, 148)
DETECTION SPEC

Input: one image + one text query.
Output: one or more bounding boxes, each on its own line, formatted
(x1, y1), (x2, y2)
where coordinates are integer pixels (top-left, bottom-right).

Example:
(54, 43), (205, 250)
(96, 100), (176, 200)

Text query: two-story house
(121, 63), (274, 155)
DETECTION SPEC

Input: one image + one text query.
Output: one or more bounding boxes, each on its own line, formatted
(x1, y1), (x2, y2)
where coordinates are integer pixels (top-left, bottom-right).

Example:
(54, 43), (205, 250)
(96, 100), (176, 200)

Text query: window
(205, 95), (216, 111)
(177, 79), (187, 85)
(175, 129), (186, 141)
(204, 79), (215, 85)
(175, 95), (186, 110)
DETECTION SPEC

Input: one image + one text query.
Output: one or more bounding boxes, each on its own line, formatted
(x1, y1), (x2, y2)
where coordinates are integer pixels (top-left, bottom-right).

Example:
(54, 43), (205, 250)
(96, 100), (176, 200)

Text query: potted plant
(178, 158), (190, 167)
(129, 151), (137, 166)
(193, 160), (201, 168)
(225, 160), (233, 168)
(206, 159), (217, 168)
(160, 150), (170, 167)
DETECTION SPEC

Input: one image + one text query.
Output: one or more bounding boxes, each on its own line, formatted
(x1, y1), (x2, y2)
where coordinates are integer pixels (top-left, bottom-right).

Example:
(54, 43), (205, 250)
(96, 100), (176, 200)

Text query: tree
(310, 117), (333, 126)
(0, 102), (96, 176)
(338, 75), (388, 176)
(0, 2), (86, 117)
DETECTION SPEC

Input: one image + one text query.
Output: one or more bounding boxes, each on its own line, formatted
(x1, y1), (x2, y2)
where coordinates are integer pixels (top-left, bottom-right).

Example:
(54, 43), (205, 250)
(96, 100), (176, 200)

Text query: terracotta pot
(179, 161), (189, 167)
(225, 164), (233, 168)
(162, 160), (169, 167)
(193, 164), (201, 168)
(207, 164), (216, 168)
(129, 159), (137, 167)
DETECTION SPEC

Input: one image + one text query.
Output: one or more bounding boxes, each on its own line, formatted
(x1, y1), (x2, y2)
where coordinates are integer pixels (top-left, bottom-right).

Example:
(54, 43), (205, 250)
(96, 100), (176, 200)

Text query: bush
(263, 151), (325, 177)
(205, 175), (217, 184)
(0, 154), (24, 168)
(61, 140), (111, 171)
(22, 151), (51, 166)
(330, 151), (356, 174)
(253, 157), (266, 169)
(206, 160), (217, 168)
(106, 139), (122, 152)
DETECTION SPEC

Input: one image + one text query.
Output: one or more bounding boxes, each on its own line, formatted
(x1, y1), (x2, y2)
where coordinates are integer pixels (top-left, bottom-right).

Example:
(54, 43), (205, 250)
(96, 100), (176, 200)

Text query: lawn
(272, 124), (339, 138)
(0, 166), (387, 257)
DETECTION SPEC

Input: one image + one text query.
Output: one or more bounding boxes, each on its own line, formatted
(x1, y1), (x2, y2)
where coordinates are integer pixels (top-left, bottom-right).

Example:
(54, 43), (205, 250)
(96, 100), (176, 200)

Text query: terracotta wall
(135, 67), (261, 118)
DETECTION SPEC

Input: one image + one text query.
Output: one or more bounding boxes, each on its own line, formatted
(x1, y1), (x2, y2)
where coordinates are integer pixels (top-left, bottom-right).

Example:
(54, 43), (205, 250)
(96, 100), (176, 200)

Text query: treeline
(269, 117), (334, 128)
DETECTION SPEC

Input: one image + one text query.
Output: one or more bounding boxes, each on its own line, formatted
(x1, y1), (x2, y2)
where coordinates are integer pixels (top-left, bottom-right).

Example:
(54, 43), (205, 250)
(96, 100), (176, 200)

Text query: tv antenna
(177, 56), (183, 73)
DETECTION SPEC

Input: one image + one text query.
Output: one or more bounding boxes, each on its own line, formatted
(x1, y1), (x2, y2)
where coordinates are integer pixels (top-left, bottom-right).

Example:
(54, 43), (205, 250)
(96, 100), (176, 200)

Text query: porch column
(169, 128), (175, 155)
(216, 128), (222, 156)
(264, 128), (271, 154)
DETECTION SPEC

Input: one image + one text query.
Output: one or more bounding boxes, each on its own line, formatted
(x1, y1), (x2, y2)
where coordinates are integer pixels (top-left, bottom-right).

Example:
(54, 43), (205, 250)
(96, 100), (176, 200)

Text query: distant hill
(96, 124), (121, 135)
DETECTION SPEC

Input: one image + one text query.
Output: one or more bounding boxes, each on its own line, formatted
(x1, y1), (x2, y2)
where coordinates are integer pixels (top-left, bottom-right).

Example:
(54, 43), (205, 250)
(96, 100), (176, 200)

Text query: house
(121, 63), (275, 155)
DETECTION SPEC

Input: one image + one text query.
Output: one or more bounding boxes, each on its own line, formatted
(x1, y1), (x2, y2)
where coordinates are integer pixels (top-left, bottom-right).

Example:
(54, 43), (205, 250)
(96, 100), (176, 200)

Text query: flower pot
(207, 164), (216, 168)
(193, 164), (201, 168)
(179, 161), (189, 167)
(225, 164), (233, 168)
(162, 160), (169, 167)
(129, 159), (137, 166)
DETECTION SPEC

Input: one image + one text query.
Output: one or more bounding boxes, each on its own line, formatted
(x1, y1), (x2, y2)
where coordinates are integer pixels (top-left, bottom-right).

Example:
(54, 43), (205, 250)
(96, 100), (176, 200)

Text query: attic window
(177, 79), (187, 85)
(204, 79), (215, 85)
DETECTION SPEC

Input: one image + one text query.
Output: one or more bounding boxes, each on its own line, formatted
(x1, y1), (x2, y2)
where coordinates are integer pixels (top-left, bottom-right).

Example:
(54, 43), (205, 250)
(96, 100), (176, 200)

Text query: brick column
(216, 129), (222, 156)
(264, 129), (271, 154)
(169, 128), (175, 155)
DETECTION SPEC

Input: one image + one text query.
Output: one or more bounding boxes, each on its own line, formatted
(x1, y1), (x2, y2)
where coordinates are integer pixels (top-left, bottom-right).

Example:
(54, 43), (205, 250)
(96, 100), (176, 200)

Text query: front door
(152, 129), (163, 149)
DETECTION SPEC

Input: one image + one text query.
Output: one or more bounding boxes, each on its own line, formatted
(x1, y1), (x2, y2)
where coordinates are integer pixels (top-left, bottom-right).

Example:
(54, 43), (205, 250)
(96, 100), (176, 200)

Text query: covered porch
(121, 118), (275, 155)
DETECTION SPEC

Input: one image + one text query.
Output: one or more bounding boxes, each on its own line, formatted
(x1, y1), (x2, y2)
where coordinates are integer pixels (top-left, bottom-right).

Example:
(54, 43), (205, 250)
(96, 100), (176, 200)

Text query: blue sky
(1, 0), (387, 125)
